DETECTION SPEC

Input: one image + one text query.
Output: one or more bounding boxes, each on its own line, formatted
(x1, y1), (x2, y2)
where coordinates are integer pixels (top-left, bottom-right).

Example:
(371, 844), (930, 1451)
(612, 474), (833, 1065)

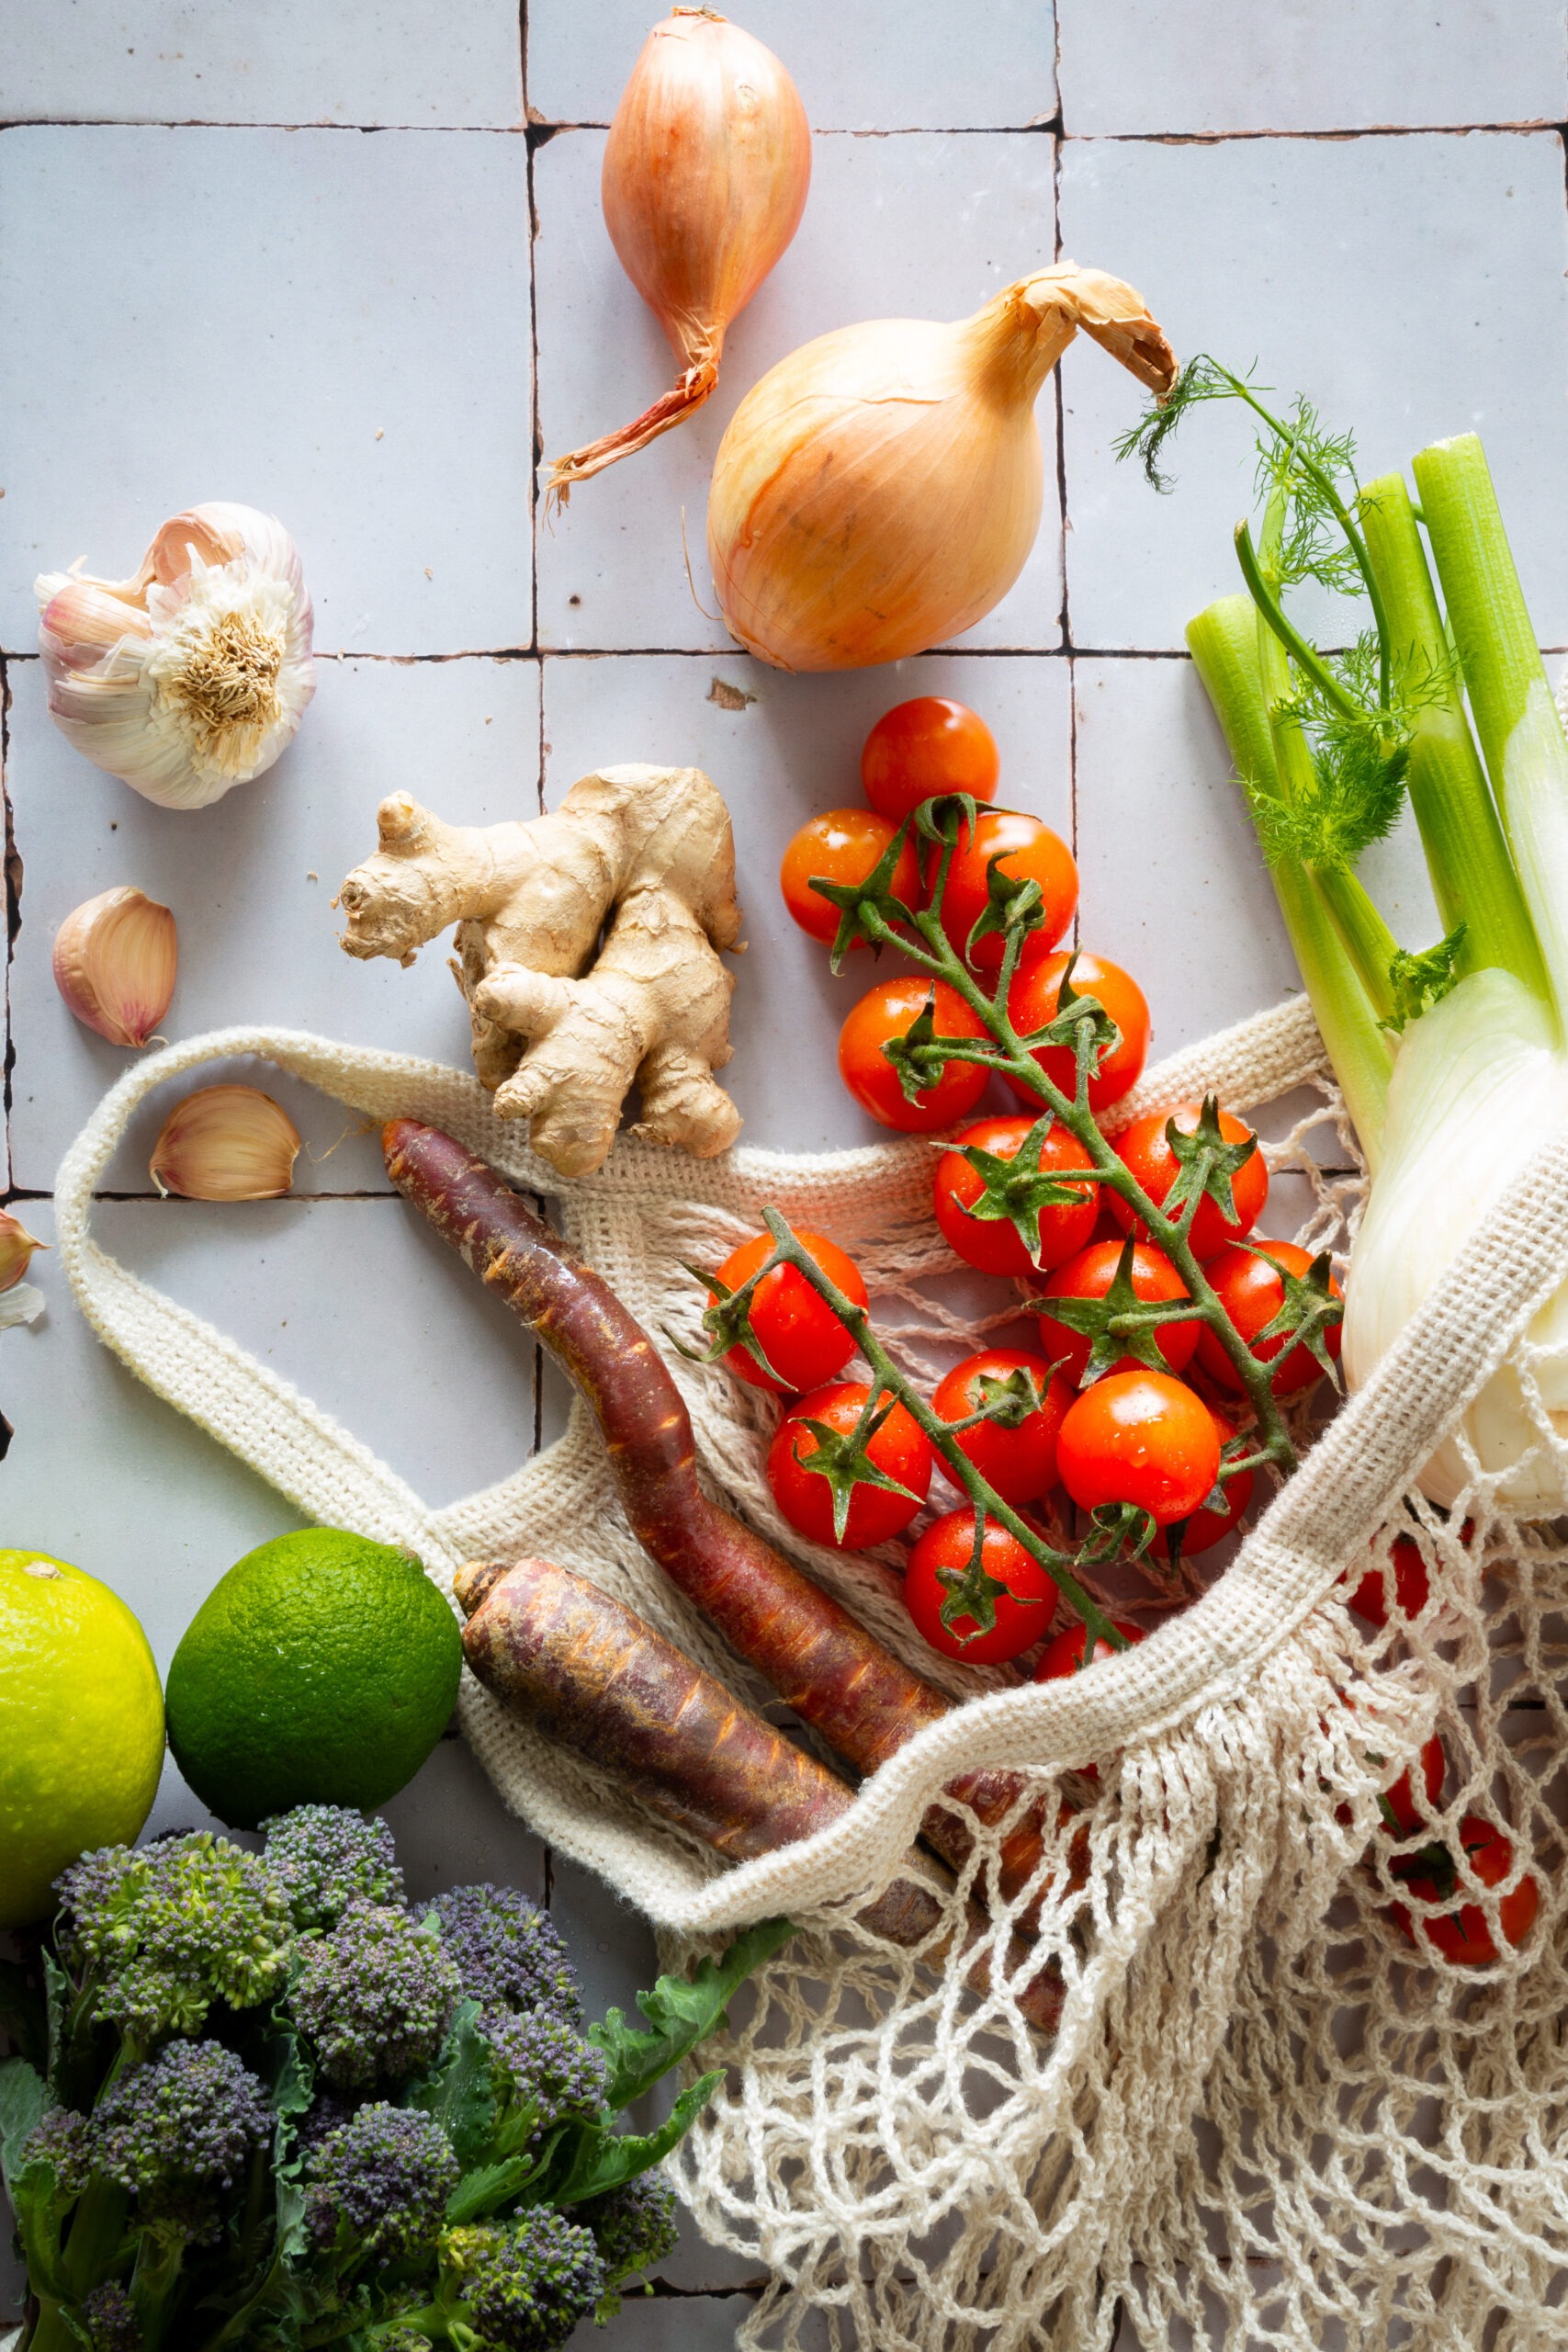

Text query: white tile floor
(4, 5), (1566, 2342)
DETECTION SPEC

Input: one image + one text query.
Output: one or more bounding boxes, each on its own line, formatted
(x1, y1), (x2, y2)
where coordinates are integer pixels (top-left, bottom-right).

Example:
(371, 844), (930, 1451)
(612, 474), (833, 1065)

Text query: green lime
(0, 1550), (164, 1928)
(165, 1530), (461, 1830)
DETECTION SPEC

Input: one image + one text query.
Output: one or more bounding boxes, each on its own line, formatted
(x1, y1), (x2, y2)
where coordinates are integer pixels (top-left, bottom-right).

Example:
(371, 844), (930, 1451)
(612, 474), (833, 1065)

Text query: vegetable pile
(0, 1805), (781, 2351)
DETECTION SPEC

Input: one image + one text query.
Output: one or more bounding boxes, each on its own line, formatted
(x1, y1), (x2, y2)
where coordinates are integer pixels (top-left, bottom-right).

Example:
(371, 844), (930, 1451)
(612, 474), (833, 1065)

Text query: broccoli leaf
(548, 2072), (723, 2208)
(405, 2001), (498, 2170)
(590, 1920), (795, 2113)
(0, 2054), (48, 2184)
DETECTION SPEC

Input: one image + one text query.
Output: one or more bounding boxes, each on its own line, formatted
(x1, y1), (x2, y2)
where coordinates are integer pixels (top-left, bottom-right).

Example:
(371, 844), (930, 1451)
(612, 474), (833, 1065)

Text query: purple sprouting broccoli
(430, 1885), (582, 2026)
(581, 2172), (680, 2301)
(262, 1804), (404, 1929)
(303, 2102), (458, 2267)
(93, 2040), (272, 2242)
(480, 2007), (609, 2141)
(291, 1901), (461, 2090)
(433, 2211), (606, 2350)
(53, 1833), (292, 2043)
(20, 2104), (95, 2199)
(78, 2279), (141, 2350)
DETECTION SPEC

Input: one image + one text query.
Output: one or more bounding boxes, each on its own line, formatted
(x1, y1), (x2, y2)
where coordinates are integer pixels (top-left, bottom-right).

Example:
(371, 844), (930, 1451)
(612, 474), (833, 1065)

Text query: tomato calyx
(792, 1389), (928, 1545)
(810, 816), (922, 970)
(1158, 1092), (1261, 1242)
(953, 1366), (1048, 1434)
(880, 984), (997, 1108)
(1011, 956), (1123, 1109)
(932, 1511), (1043, 1645)
(964, 842), (1055, 967)
(683, 1253), (792, 1386)
(1244, 1243), (1345, 1385)
(953, 1115), (1099, 1267)
(1025, 1236), (1201, 1388)
(1078, 1498), (1161, 1568)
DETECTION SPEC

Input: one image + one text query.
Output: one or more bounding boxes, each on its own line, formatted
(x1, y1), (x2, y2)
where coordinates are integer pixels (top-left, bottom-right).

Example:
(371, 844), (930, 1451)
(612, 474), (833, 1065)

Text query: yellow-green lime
(0, 1550), (164, 1928)
(165, 1530), (462, 1829)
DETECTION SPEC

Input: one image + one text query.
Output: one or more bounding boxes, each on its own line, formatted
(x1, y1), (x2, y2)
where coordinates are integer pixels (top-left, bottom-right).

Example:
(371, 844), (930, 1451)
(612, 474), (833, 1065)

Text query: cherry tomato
(1195, 1238), (1343, 1399)
(1032, 1617), (1145, 1683)
(1004, 951), (1151, 1116)
(861, 696), (999, 823)
(1160, 1406), (1253, 1559)
(767, 1381), (931, 1550)
(779, 808), (922, 949)
(933, 809), (1077, 974)
(1027, 1238), (1198, 1387)
(838, 977), (990, 1133)
(903, 1509), (1055, 1663)
(931, 1114), (1098, 1277)
(1056, 1370), (1222, 1529)
(1345, 1520), (1471, 1628)
(1391, 1816), (1539, 1966)
(931, 1349), (1071, 1507)
(710, 1228), (867, 1396)
(1108, 1102), (1268, 1260)
(1383, 1736), (1446, 1838)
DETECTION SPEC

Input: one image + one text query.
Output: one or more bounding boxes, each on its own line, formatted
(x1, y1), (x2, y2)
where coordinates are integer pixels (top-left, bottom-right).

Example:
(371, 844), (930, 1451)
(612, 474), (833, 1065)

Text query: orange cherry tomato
(1056, 1370), (1222, 1529)
(903, 1509), (1055, 1663)
(1108, 1102), (1269, 1260)
(934, 809), (1077, 973)
(838, 977), (991, 1133)
(1161, 1405), (1253, 1559)
(1391, 1816), (1539, 1966)
(861, 696), (1000, 823)
(1032, 1617), (1146, 1684)
(766, 1382), (932, 1550)
(779, 808), (922, 949)
(1195, 1238), (1343, 1399)
(931, 1114), (1098, 1277)
(710, 1227), (867, 1396)
(931, 1348), (1071, 1507)
(1027, 1238), (1198, 1387)
(1005, 951), (1151, 1116)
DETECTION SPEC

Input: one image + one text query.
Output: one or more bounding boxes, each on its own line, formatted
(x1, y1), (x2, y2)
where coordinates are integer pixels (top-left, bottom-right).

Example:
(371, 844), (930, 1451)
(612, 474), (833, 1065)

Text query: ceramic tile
(0, 127), (533, 654)
(1058, 1), (1567, 134)
(1, 0), (524, 128)
(6, 653), (542, 1190)
(541, 649), (1074, 1153)
(534, 128), (1068, 655)
(1056, 130), (1568, 650)
(526, 0), (1056, 130)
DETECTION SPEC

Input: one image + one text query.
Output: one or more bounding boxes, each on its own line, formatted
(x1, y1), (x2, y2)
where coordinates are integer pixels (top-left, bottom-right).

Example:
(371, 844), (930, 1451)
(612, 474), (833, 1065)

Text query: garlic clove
(0, 1209), (47, 1295)
(38, 582), (152, 670)
(53, 887), (178, 1049)
(150, 1086), (301, 1202)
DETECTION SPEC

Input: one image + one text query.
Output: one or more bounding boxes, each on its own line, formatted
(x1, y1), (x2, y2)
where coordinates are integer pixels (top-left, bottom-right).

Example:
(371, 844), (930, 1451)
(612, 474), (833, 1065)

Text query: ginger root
(336, 763), (743, 1178)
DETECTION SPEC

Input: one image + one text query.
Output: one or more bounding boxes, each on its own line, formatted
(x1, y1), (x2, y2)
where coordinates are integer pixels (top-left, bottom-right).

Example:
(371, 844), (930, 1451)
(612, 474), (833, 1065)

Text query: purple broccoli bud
(430, 1885), (582, 2025)
(292, 1901), (460, 2089)
(303, 2101), (458, 2266)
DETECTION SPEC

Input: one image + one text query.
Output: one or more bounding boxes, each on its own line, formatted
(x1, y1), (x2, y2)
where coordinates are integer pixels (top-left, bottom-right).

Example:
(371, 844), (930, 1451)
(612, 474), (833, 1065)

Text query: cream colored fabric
(56, 1002), (1568, 2351)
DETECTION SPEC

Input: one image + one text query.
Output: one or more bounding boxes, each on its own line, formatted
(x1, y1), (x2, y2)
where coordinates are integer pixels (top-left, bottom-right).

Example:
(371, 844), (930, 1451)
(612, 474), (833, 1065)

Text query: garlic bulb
(0, 1210), (46, 1295)
(53, 887), (177, 1048)
(706, 263), (1176, 671)
(150, 1086), (300, 1201)
(36, 503), (314, 809)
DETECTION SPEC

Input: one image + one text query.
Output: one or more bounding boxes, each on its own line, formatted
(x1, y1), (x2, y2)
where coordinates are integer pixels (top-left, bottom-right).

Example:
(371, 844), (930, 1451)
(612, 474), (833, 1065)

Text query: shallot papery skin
(706, 263), (1177, 672)
(547, 9), (810, 497)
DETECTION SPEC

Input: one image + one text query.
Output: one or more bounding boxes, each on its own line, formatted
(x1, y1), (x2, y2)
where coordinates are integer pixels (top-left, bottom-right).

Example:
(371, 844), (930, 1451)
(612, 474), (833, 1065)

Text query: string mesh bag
(54, 994), (1568, 2352)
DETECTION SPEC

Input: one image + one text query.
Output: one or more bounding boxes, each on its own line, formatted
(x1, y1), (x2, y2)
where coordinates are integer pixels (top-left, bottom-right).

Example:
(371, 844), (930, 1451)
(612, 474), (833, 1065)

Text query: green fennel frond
(1385, 924), (1468, 1033)
(1113, 354), (1259, 492)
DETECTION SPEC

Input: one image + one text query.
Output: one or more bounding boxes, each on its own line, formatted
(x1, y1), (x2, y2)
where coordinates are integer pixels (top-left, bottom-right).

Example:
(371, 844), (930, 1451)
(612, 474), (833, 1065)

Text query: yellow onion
(53, 886), (177, 1048)
(150, 1085), (300, 1201)
(548, 8), (810, 498)
(706, 263), (1176, 672)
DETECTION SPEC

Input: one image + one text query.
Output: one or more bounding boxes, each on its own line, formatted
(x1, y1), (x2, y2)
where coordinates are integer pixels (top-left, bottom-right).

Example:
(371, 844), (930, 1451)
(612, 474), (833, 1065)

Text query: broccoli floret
(94, 2041), (271, 2243)
(440, 2212), (605, 2352)
(481, 2007), (608, 2140)
(292, 1901), (460, 2090)
(55, 1833), (292, 2041)
(581, 2172), (680, 2293)
(262, 1805), (404, 1930)
(79, 2279), (141, 2350)
(431, 1885), (582, 2025)
(303, 2102), (458, 2267)
(21, 2104), (95, 2198)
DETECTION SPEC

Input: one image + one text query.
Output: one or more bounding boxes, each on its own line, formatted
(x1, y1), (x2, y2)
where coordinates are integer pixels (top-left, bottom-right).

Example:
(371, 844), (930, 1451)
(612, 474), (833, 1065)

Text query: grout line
(6, 644), (1568, 668)
(6, 114), (1562, 139)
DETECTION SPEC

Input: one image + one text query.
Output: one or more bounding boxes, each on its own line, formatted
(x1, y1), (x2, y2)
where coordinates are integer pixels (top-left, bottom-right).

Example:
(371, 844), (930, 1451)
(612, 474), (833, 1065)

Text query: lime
(165, 1530), (461, 1829)
(0, 1550), (164, 1928)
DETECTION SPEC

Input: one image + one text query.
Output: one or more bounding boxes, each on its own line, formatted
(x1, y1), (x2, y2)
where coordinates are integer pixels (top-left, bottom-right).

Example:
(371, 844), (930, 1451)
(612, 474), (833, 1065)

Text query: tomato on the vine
(779, 808), (922, 948)
(903, 1509), (1055, 1663)
(767, 1381), (931, 1549)
(861, 696), (999, 823)
(1056, 1370), (1222, 1529)
(1004, 951), (1151, 1115)
(1195, 1238), (1343, 1399)
(1390, 1816), (1539, 1966)
(1032, 1617), (1145, 1683)
(931, 1349), (1071, 1506)
(1108, 1101), (1268, 1260)
(709, 1227), (867, 1396)
(931, 1114), (1097, 1276)
(933, 809), (1077, 974)
(838, 976), (990, 1133)
(1161, 1405), (1253, 1559)
(1027, 1238), (1197, 1386)
(1345, 1520), (1472, 1629)
(1382, 1735), (1446, 1838)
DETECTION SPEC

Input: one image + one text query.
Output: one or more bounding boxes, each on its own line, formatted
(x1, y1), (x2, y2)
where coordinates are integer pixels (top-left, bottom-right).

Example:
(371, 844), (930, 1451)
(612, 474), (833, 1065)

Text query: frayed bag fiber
(57, 996), (1568, 2352)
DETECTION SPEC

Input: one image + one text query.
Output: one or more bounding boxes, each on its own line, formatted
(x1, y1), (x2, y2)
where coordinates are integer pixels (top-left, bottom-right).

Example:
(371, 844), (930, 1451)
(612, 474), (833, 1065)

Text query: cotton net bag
(55, 989), (1568, 2352)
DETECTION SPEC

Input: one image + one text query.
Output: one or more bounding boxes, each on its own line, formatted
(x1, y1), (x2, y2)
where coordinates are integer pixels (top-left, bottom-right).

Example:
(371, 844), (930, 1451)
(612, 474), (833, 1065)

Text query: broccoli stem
(17, 2292), (84, 2352)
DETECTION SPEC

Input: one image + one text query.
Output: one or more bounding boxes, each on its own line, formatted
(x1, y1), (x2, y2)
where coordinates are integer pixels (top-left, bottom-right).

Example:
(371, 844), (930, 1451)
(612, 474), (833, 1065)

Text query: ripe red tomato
(1160, 1406), (1253, 1559)
(1005, 952), (1151, 1115)
(1108, 1102), (1269, 1260)
(903, 1509), (1055, 1663)
(1383, 1735), (1446, 1838)
(778, 808), (922, 949)
(931, 1114), (1098, 1276)
(838, 977), (991, 1133)
(931, 1349), (1071, 1506)
(1027, 1238), (1198, 1387)
(933, 809), (1077, 973)
(1195, 1238), (1343, 1399)
(710, 1228), (867, 1396)
(1032, 1617), (1146, 1683)
(1345, 1521), (1471, 1628)
(1391, 1816), (1539, 1966)
(861, 696), (999, 823)
(767, 1381), (931, 1550)
(1056, 1370), (1222, 1529)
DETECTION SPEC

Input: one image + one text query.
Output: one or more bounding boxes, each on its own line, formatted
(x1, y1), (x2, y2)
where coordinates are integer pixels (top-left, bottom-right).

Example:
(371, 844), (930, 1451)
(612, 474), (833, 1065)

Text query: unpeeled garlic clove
(150, 1086), (300, 1201)
(0, 1209), (47, 1295)
(53, 887), (178, 1048)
